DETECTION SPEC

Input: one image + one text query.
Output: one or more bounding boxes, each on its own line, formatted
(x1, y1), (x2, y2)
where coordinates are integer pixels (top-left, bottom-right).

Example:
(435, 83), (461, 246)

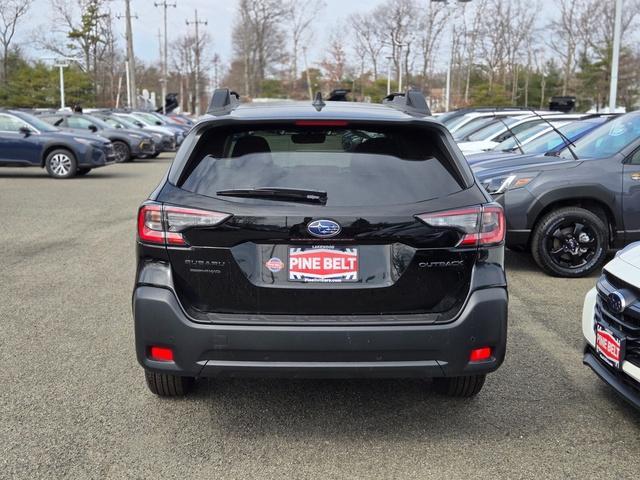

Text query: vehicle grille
(596, 272), (640, 366)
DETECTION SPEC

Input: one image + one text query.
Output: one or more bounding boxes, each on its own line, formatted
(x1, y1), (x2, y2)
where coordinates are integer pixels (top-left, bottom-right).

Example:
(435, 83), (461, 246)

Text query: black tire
(77, 168), (92, 176)
(149, 151), (161, 158)
(44, 149), (77, 179)
(112, 140), (132, 163)
(531, 207), (608, 278)
(435, 375), (486, 397)
(144, 370), (194, 397)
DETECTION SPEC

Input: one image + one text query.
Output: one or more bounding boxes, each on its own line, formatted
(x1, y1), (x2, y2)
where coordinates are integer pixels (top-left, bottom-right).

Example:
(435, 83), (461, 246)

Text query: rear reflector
(416, 204), (505, 247)
(469, 347), (492, 362)
(149, 346), (174, 362)
(294, 120), (349, 127)
(137, 203), (231, 246)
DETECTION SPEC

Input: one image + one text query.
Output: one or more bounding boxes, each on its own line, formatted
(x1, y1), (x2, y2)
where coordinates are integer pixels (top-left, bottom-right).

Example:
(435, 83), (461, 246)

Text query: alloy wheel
(545, 220), (599, 270)
(50, 153), (72, 177)
(114, 143), (129, 163)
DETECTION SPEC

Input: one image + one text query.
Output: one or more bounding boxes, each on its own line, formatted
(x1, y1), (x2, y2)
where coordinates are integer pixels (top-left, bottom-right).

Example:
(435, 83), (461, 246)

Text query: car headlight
(74, 137), (99, 147)
(479, 173), (538, 195)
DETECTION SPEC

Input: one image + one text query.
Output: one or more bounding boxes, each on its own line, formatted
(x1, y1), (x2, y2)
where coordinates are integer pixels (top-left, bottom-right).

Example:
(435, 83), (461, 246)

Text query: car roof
(199, 100), (442, 125)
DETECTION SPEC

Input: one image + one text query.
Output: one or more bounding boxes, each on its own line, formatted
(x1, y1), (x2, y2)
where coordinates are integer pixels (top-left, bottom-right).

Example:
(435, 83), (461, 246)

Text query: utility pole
(186, 9), (207, 116)
(154, 0), (176, 114)
(116, 0), (138, 109)
(302, 46), (313, 100)
(609, 0), (622, 112)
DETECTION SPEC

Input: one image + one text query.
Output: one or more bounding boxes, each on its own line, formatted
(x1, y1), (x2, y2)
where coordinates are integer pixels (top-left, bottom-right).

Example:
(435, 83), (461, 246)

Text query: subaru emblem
(608, 291), (626, 314)
(307, 219), (341, 238)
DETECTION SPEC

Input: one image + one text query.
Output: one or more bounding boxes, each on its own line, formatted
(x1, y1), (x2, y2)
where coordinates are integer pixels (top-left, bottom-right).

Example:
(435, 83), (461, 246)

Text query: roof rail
(207, 88), (240, 115)
(382, 90), (431, 117)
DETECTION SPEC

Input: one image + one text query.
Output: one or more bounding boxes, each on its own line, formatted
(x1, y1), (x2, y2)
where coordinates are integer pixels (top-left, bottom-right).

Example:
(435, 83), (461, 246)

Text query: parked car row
(0, 108), (193, 178)
(440, 107), (638, 279)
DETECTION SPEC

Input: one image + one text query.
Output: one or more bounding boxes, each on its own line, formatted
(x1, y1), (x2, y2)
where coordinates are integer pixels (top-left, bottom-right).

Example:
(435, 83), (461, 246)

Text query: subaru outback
(133, 89), (508, 398)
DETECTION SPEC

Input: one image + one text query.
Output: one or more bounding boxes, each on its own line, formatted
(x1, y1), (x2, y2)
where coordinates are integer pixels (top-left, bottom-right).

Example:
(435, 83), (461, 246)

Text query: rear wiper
(216, 187), (328, 205)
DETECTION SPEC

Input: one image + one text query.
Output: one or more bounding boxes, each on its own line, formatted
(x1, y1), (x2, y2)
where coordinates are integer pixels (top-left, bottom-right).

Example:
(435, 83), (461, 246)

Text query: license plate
(595, 323), (625, 369)
(288, 246), (358, 283)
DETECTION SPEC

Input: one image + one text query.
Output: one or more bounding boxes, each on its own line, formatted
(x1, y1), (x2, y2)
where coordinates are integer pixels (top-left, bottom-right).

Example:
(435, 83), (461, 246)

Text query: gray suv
(38, 112), (156, 163)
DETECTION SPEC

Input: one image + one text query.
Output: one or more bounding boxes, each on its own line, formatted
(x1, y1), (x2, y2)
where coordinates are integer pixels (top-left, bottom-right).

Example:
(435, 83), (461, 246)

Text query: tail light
(416, 204), (505, 247)
(138, 203), (231, 246)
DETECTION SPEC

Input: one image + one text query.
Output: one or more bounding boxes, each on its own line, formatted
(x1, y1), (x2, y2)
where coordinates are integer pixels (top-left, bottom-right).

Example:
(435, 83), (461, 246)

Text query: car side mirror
(19, 126), (31, 137)
(88, 125), (98, 133)
(155, 121), (162, 126)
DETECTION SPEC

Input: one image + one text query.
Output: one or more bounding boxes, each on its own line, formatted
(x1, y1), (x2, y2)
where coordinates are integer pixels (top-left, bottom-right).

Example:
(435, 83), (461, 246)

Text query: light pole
(42, 57), (77, 110)
(391, 35), (408, 92)
(609, 0), (622, 112)
(432, 0), (472, 111)
(386, 56), (393, 95)
(186, 9), (207, 116)
(154, 0), (177, 114)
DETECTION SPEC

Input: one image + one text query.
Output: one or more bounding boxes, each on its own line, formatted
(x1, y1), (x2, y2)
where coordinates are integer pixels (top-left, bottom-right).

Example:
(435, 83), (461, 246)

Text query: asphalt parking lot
(1, 155), (639, 479)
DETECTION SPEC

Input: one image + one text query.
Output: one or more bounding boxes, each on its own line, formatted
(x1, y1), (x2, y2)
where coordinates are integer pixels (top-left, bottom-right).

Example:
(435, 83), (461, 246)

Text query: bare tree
(232, 0), (287, 97)
(547, 0), (596, 96)
(374, 0), (417, 86)
(350, 12), (385, 80)
(417, 0), (451, 91)
(320, 28), (348, 88)
(0, 0), (32, 82)
(285, 0), (325, 82)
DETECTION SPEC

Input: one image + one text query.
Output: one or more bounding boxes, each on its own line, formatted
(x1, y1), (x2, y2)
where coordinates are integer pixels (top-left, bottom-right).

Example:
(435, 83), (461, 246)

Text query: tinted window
(12, 112), (59, 132)
(180, 126), (462, 207)
(452, 116), (497, 140)
(466, 118), (519, 142)
(560, 114), (640, 159)
(67, 116), (95, 129)
(0, 114), (29, 132)
(40, 115), (65, 127)
(522, 120), (602, 154)
(495, 123), (554, 151)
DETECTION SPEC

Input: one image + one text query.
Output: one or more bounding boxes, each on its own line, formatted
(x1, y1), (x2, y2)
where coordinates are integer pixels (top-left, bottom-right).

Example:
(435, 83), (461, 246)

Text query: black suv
(133, 89), (508, 398)
(473, 112), (640, 277)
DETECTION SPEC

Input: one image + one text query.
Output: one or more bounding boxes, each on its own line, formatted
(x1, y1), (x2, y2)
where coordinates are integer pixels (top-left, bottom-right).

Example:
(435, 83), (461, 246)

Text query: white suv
(582, 242), (640, 409)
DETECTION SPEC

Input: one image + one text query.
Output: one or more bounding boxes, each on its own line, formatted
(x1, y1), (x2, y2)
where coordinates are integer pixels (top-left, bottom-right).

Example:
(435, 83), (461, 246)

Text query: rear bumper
(133, 286), (508, 379)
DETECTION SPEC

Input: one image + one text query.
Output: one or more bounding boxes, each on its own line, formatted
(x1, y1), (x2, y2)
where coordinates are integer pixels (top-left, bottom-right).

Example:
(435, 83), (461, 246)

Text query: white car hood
(458, 140), (499, 154)
(618, 242), (640, 267)
(605, 243), (640, 288)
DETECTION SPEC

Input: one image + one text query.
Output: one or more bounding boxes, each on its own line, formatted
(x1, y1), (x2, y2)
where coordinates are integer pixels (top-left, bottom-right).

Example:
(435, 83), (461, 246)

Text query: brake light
(137, 204), (231, 246)
(416, 204), (505, 247)
(295, 120), (349, 127)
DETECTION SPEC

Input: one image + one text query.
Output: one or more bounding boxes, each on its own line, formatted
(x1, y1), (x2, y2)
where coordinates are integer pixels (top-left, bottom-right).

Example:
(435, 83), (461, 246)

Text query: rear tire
(531, 207), (608, 277)
(144, 370), (194, 397)
(435, 375), (486, 397)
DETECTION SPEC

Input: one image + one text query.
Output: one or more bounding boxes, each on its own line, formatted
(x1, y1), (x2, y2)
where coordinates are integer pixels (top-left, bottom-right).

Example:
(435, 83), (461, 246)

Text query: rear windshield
(179, 125), (463, 207)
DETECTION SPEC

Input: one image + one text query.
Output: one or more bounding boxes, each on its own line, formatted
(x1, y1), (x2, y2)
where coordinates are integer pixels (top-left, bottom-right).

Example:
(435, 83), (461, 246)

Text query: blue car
(0, 110), (116, 178)
(466, 117), (614, 167)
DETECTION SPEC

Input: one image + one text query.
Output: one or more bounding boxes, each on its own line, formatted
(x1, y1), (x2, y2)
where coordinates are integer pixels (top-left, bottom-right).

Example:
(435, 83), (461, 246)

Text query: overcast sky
(22, 0), (559, 68)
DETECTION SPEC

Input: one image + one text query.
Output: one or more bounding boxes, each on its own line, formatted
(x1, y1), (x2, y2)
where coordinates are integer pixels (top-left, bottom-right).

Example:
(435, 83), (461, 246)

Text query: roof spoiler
(382, 90), (431, 117)
(207, 88), (240, 115)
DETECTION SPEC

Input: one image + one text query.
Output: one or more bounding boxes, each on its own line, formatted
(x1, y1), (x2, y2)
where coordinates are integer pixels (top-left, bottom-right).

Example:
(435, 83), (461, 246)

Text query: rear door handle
(631, 172), (640, 181)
